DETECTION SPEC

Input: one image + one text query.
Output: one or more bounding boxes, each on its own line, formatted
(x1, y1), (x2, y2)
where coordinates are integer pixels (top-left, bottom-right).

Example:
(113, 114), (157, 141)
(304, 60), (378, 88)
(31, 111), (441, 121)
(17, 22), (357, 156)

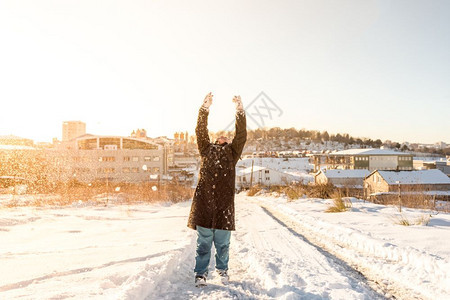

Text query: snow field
(0, 202), (196, 299)
(2, 192), (449, 299)
(257, 196), (450, 300)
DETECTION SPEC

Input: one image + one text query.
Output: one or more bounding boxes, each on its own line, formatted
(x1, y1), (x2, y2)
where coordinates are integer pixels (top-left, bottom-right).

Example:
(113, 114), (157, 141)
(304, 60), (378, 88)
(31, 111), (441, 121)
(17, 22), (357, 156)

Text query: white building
(236, 165), (296, 189)
(48, 134), (169, 183)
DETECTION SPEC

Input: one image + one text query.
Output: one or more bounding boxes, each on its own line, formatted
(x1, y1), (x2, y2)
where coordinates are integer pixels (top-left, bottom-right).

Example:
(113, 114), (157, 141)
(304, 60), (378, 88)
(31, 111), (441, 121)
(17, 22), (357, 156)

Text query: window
(265, 170), (269, 174)
(144, 156), (152, 161)
(123, 156), (131, 162)
(265, 177), (270, 181)
(131, 167), (139, 173)
(132, 156), (139, 162)
(78, 138), (98, 150)
(122, 167), (130, 173)
(153, 167), (160, 173)
(99, 156), (115, 162)
(99, 138), (120, 149)
(122, 139), (158, 150)
(153, 156), (160, 161)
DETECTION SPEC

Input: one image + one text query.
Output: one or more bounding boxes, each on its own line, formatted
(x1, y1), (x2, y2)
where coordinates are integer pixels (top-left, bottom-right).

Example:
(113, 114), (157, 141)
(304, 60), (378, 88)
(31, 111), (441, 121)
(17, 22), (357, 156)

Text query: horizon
(1, 1), (449, 145)
(2, 122), (447, 146)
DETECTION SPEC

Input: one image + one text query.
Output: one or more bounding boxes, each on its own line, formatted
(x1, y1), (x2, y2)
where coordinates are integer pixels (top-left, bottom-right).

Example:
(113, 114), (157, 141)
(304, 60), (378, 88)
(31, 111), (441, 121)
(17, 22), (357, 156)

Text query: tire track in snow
(232, 200), (388, 299)
(258, 202), (427, 300)
(257, 205), (390, 299)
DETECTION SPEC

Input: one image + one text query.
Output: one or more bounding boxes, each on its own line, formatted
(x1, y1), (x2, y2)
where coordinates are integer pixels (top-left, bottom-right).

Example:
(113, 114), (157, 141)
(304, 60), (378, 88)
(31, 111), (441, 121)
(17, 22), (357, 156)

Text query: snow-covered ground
(1, 193), (449, 299)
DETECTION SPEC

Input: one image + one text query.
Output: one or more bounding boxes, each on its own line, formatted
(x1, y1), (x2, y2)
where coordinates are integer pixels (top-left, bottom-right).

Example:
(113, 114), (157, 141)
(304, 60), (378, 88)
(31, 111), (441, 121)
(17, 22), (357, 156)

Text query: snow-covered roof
(370, 190), (450, 196)
(317, 169), (370, 179)
(237, 165), (267, 176)
(376, 169), (450, 185)
(331, 148), (411, 156)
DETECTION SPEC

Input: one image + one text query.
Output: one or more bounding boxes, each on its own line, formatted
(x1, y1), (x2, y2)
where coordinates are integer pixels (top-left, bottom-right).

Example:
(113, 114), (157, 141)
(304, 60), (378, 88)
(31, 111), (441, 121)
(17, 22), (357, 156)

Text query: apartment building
(62, 121), (86, 142)
(48, 134), (170, 183)
(313, 149), (413, 172)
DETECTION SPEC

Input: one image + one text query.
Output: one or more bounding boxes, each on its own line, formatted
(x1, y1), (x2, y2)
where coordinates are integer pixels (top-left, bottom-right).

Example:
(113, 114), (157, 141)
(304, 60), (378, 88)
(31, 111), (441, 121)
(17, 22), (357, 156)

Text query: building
(236, 165), (296, 189)
(413, 159), (450, 177)
(48, 134), (169, 183)
(364, 169), (450, 201)
(314, 169), (370, 188)
(62, 121), (86, 141)
(313, 149), (413, 172)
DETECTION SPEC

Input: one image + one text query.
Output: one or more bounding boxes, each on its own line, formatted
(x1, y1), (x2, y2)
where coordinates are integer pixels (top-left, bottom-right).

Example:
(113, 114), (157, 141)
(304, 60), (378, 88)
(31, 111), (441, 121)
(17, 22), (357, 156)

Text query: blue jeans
(194, 225), (231, 277)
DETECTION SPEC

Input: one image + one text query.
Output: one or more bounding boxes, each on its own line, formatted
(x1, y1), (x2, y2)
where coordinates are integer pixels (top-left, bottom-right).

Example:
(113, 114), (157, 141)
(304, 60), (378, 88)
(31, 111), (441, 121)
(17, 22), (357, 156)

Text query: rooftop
(375, 169), (450, 185)
(317, 169), (370, 179)
(330, 148), (411, 156)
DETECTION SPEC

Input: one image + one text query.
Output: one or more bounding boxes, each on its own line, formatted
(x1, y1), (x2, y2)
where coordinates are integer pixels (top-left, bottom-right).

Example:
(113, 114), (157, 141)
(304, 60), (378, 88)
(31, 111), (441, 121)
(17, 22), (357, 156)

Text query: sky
(0, 0), (449, 144)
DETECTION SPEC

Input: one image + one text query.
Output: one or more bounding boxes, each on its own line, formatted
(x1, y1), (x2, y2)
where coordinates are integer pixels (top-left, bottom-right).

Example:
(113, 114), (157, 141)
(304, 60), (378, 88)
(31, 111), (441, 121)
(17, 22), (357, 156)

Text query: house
(413, 159), (450, 176)
(313, 149), (413, 172)
(236, 166), (296, 189)
(364, 169), (450, 201)
(314, 169), (370, 188)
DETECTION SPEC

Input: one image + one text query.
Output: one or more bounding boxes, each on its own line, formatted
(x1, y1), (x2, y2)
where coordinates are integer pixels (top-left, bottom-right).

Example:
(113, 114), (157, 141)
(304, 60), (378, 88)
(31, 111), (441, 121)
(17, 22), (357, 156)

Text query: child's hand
(202, 92), (213, 108)
(232, 95), (243, 111)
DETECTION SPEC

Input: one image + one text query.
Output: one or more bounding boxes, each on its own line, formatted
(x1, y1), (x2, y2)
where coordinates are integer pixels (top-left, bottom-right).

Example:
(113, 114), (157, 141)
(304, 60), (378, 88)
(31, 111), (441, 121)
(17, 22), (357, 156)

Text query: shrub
(247, 185), (263, 196)
(325, 191), (352, 213)
(283, 185), (305, 201)
(307, 183), (334, 199)
(391, 214), (432, 226)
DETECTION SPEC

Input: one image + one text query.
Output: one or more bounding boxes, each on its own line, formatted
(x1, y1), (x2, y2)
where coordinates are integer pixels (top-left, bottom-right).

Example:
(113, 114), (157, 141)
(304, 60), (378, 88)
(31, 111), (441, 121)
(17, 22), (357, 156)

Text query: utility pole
(249, 159), (254, 189)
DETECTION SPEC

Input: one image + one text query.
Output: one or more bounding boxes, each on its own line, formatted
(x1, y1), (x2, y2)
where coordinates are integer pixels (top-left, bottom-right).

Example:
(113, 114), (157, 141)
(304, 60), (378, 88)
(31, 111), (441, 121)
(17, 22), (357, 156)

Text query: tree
(374, 139), (383, 148)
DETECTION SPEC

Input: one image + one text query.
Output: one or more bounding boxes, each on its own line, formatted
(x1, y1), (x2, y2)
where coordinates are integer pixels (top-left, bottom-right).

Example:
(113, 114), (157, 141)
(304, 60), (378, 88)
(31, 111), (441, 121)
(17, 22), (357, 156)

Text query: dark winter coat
(187, 106), (247, 231)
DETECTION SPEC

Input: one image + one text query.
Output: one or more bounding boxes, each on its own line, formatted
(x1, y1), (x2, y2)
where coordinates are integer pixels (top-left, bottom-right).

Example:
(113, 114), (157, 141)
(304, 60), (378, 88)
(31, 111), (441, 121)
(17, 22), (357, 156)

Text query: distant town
(0, 120), (449, 203)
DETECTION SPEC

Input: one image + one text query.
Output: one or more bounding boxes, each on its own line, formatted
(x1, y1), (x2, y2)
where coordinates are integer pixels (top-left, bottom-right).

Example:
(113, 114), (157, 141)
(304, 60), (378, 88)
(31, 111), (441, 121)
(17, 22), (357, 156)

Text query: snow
(376, 169), (450, 185)
(1, 193), (449, 299)
(257, 195), (450, 300)
(237, 157), (313, 172)
(237, 157), (314, 183)
(236, 165), (267, 175)
(330, 149), (411, 156)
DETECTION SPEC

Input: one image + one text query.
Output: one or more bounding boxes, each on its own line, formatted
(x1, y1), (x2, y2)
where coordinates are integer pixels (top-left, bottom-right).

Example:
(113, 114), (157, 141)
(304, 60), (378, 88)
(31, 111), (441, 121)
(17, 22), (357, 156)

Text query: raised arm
(196, 93), (213, 156)
(231, 96), (247, 165)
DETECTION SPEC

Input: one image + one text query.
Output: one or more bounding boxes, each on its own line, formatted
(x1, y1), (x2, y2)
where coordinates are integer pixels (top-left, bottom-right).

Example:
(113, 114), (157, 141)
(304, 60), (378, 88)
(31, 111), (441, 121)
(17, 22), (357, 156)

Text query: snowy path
(149, 197), (386, 299)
